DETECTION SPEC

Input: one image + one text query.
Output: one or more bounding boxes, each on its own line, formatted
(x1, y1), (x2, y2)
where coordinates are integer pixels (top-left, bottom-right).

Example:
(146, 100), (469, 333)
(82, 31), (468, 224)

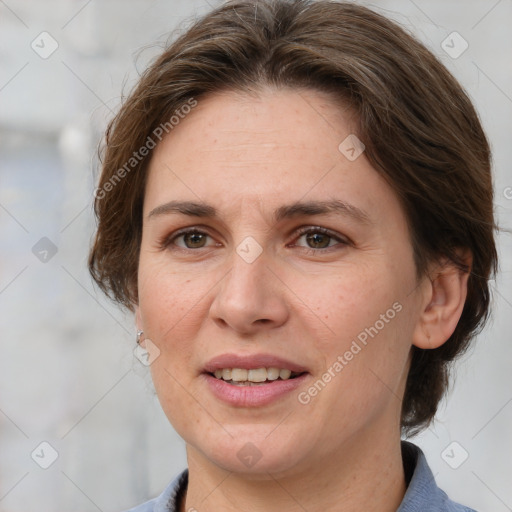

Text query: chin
(194, 430), (311, 477)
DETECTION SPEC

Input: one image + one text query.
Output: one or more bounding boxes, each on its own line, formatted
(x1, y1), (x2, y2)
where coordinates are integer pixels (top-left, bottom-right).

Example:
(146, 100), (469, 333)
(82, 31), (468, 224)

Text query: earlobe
(413, 252), (472, 350)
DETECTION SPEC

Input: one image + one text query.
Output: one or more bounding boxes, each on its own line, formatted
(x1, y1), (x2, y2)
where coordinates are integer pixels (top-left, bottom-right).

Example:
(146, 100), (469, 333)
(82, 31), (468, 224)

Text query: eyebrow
(147, 199), (371, 225)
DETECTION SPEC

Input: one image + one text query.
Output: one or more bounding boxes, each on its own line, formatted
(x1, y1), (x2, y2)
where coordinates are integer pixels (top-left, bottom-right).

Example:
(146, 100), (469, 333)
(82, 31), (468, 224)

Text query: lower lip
(203, 373), (309, 407)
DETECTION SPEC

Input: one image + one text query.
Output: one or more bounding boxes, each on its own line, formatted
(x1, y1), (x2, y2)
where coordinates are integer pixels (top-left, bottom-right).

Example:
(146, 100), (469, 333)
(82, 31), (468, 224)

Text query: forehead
(167, 87), (355, 153)
(144, 88), (401, 227)
(149, 87), (354, 169)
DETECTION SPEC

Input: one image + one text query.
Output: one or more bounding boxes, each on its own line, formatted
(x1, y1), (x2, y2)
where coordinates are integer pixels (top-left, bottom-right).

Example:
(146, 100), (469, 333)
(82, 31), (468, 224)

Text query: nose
(209, 245), (289, 336)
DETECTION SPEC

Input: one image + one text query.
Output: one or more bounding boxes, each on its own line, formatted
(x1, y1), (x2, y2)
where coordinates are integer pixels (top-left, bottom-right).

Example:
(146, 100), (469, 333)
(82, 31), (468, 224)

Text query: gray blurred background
(0, 1), (511, 511)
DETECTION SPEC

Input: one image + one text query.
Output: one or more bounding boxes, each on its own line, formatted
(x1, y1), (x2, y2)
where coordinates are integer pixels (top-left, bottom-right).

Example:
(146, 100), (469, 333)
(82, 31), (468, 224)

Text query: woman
(89, 1), (497, 510)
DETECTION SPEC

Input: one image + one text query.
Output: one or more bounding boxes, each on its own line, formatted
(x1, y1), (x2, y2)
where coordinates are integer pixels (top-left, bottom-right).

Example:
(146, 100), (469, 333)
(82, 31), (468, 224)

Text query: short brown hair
(89, 0), (497, 436)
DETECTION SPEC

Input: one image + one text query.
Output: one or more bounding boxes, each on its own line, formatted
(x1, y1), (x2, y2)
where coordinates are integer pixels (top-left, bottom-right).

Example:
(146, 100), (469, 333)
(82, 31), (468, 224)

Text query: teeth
(231, 368), (248, 382)
(247, 368), (267, 382)
(279, 369), (291, 380)
(267, 367), (280, 380)
(211, 367), (300, 383)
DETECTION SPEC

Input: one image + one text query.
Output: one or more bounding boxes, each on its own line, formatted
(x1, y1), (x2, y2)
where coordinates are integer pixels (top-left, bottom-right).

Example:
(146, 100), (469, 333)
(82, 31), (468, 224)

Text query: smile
(212, 367), (303, 384)
(203, 372), (309, 406)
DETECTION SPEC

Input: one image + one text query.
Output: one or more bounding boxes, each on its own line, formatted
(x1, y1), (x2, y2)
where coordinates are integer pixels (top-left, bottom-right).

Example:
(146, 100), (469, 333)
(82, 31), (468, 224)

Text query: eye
(161, 226), (349, 254)
(163, 228), (216, 250)
(292, 226), (348, 253)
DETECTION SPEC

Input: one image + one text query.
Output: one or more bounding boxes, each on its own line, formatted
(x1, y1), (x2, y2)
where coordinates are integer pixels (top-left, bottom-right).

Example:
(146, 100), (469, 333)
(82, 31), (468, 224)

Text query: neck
(181, 423), (406, 512)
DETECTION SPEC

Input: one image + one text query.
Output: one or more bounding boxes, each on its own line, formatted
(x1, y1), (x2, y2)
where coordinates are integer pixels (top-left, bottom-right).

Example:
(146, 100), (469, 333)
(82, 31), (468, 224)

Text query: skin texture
(136, 88), (469, 512)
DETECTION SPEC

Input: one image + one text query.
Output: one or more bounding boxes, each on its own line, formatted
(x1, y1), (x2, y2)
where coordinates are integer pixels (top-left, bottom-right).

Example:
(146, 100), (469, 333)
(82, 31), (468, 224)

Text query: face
(137, 88), (425, 478)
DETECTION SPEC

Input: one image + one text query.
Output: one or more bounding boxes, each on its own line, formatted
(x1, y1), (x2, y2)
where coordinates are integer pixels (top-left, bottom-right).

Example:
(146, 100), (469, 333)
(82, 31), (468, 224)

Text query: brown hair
(89, 0), (497, 436)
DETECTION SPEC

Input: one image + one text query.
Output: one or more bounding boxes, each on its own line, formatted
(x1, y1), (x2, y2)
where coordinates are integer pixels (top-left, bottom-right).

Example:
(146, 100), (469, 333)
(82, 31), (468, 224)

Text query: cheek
(138, 261), (206, 432)
(298, 263), (412, 402)
(138, 259), (203, 401)
(138, 255), (205, 337)
(296, 264), (401, 348)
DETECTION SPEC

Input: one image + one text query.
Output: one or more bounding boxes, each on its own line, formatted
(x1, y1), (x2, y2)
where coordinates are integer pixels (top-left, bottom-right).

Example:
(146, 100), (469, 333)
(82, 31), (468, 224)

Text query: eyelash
(160, 226), (349, 255)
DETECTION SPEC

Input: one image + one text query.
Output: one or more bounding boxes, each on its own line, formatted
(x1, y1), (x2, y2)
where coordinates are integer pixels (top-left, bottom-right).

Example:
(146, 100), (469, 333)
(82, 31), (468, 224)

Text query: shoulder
(398, 441), (478, 512)
(122, 469), (188, 512)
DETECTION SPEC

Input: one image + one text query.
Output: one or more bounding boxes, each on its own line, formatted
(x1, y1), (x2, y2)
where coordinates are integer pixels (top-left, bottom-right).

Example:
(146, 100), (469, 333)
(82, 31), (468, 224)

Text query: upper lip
(203, 353), (309, 374)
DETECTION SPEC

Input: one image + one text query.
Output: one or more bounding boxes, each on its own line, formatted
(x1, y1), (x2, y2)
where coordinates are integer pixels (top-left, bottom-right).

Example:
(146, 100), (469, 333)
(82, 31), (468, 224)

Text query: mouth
(202, 353), (310, 407)
(208, 367), (306, 386)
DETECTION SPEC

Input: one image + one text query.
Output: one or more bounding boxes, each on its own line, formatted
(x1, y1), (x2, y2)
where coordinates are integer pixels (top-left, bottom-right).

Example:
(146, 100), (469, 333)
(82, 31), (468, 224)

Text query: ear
(412, 250), (472, 350)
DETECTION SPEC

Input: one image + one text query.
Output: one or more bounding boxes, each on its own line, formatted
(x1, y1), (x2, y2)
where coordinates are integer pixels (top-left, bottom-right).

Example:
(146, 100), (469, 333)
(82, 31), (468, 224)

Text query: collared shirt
(125, 441), (477, 512)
